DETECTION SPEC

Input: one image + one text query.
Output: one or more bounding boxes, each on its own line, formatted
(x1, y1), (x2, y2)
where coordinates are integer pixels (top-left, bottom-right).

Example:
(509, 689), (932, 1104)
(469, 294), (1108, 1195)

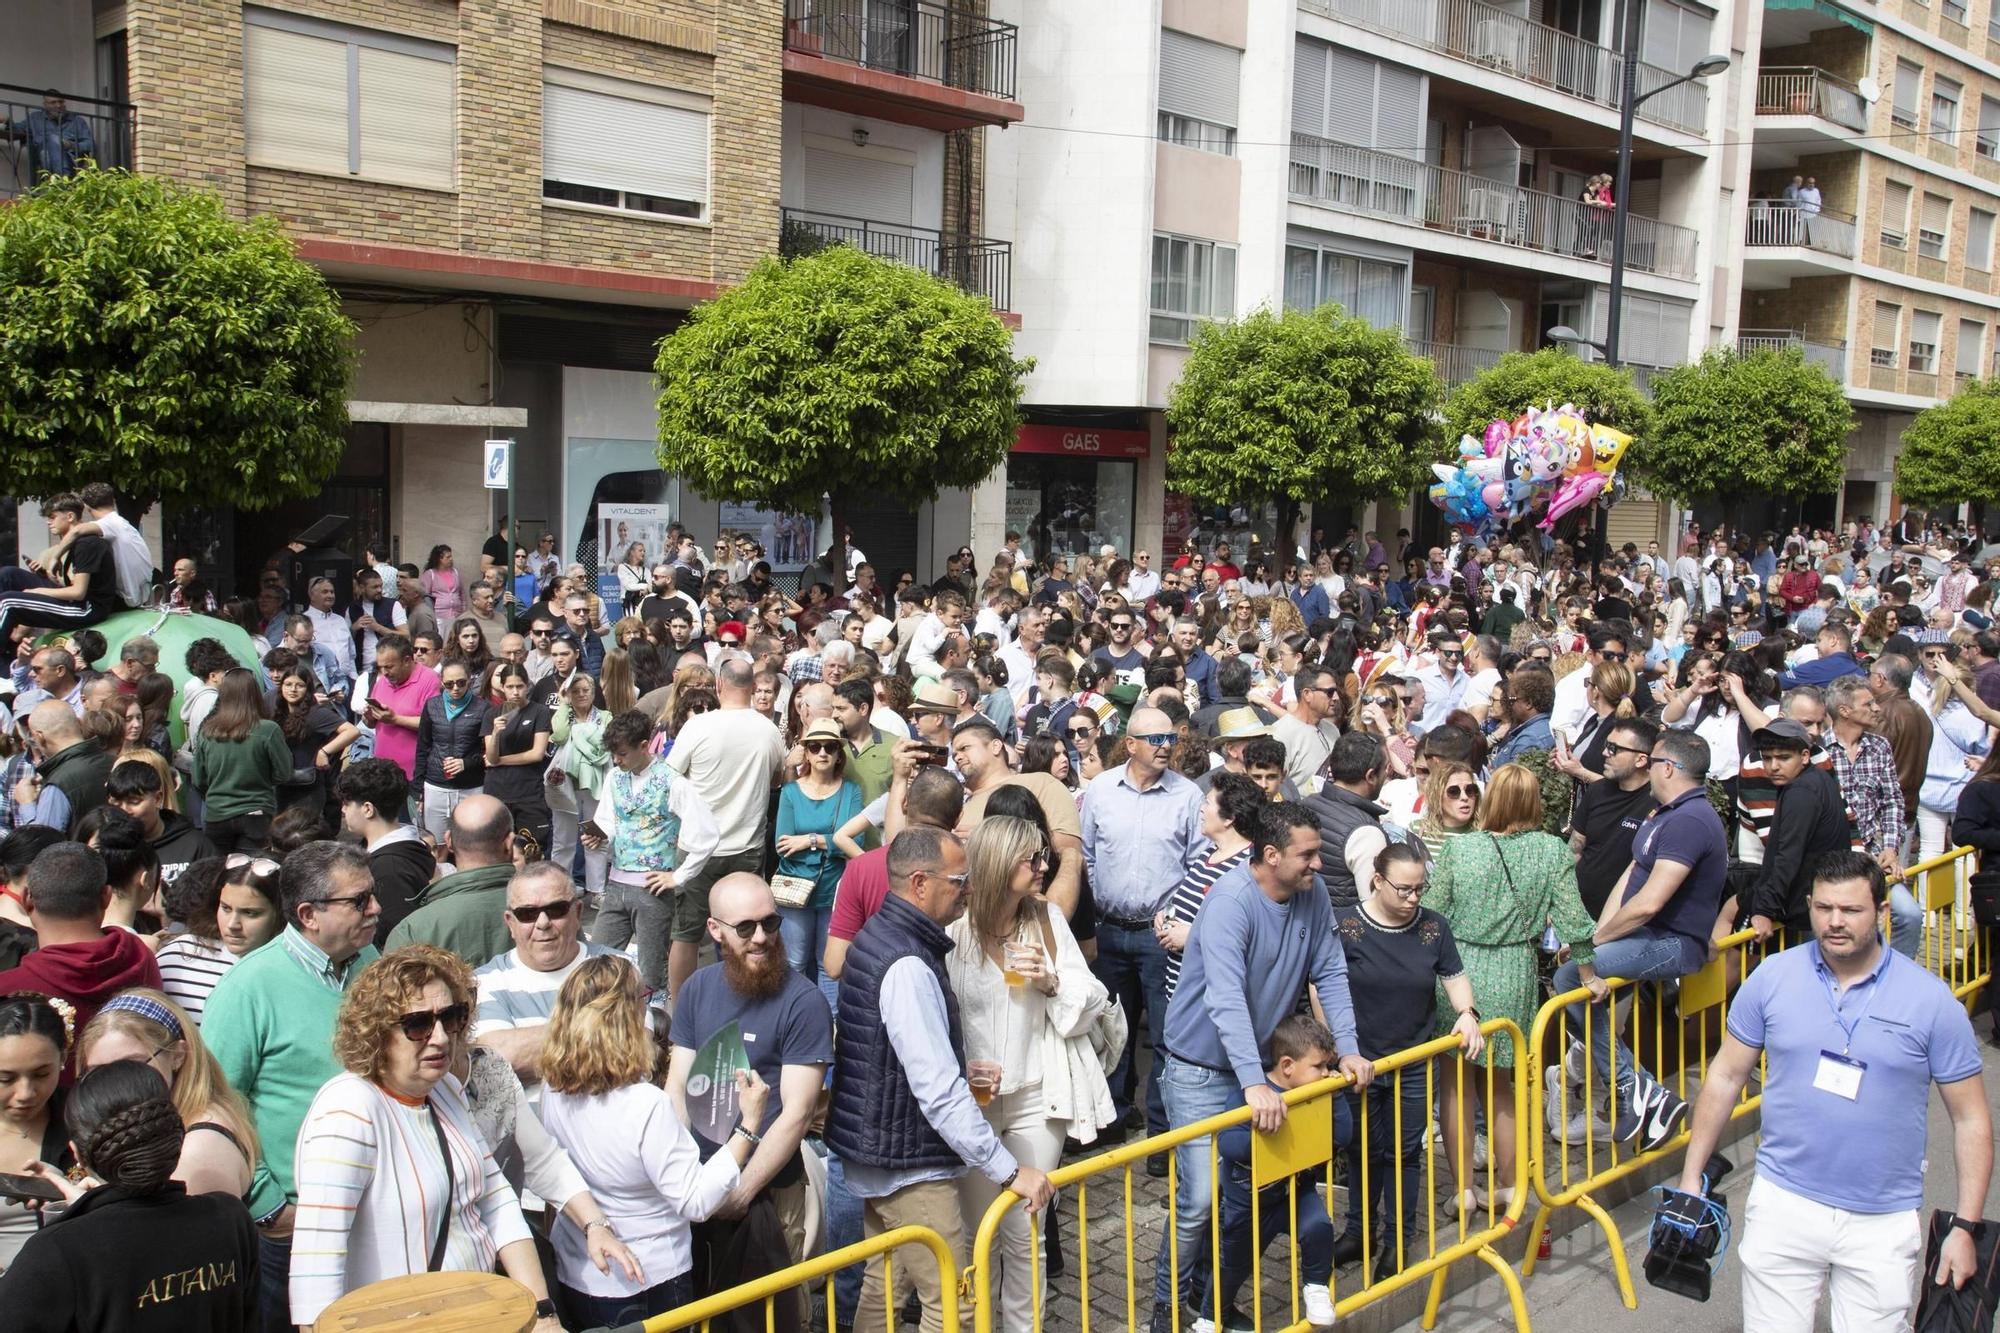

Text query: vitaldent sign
(1012, 424), (1151, 459)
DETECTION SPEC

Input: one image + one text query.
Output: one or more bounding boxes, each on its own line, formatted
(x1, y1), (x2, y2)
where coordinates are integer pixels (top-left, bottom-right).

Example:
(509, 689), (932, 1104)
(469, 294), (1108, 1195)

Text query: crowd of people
(0, 494), (1990, 1333)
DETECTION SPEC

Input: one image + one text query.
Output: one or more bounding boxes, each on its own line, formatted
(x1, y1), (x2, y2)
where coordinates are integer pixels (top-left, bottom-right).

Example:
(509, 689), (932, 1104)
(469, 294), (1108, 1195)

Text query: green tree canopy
(1642, 346), (1853, 504)
(1165, 305), (1443, 528)
(0, 169), (355, 509)
(1895, 378), (2000, 510)
(655, 245), (1031, 528)
(1441, 347), (1651, 447)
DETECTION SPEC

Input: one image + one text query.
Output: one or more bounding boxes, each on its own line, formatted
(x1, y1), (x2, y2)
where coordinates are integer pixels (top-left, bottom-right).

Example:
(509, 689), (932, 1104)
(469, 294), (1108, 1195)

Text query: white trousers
(1739, 1176), (1921, 1333)
(956, 1084), (1067, 1333)
(1917, 806), (1953, 863)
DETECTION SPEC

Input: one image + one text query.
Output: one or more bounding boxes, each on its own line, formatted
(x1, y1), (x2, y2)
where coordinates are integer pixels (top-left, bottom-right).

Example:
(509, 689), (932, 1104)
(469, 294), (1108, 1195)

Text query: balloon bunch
(1428, 403), (1631, 538)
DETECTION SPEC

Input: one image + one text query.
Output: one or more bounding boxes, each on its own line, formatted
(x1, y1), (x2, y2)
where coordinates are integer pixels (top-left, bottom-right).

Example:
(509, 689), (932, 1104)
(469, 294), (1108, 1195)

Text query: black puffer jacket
(413, 694), (491, 790)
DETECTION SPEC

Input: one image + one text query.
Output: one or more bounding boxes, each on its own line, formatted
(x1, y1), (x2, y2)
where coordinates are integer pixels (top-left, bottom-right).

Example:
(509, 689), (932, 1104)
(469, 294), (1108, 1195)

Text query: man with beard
(666, 873), (832, 1269)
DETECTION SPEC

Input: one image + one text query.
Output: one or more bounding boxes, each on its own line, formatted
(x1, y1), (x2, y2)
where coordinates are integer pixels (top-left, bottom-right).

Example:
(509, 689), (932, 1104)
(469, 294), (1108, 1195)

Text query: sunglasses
(1364, 695), (1397, 708)
(1128, 731), (1176, 748)
(1529, 653), (1552, 663)
(1444, 783), (1479, 801)
(1600, 741), (1648, 759)
(226, 853), (281, 877)
(397, 1003), (470, 1043)
(716, 913), (782, 941)
(1600, 651), (1627, 662)
(441, 677), (470, 690)
(508, 899), (577, 924)
(1066, 725), (1097, 740)
(803, 740), (842, 755)
(315, 889), (377, 912)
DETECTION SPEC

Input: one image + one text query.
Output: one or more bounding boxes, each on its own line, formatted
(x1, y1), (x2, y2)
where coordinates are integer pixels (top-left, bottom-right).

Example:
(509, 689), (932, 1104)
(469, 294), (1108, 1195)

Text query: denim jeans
(559, 1271), (692, 1328)
(1207, 1167), (1338, 1318)
(256, 1230), (292, 1333)
(1153, 1056), (1245, 1314)
(1090, 919), (1171, 1135)
(1340, 1070), (1426, 1257)
(822, 1144), (864, 1330)
(1552, 927), (1708, 1100)
(779, 903), (839, 1017)
(1887, 882), (1926, 959)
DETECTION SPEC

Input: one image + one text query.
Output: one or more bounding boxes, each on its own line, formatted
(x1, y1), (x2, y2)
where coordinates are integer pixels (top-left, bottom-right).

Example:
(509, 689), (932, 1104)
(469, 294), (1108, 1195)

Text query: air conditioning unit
(1474, 19), (1523, 71)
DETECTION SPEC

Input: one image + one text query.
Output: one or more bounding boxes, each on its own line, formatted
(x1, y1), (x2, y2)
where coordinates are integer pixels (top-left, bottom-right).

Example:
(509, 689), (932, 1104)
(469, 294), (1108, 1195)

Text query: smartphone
(579, 820), (609, 843)
(0, 1171), (64, 1203)
(916, 744), (950, 766)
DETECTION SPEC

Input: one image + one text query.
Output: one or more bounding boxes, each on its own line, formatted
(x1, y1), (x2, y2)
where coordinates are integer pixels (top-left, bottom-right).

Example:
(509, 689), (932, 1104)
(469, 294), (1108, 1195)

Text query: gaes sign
(1012, 425), (1150, 459)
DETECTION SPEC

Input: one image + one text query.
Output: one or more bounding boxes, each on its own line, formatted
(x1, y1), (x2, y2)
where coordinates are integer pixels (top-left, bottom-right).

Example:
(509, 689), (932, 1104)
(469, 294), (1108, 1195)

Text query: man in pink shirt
(820, 765), (962, 980)
(363, 632), (440, 780)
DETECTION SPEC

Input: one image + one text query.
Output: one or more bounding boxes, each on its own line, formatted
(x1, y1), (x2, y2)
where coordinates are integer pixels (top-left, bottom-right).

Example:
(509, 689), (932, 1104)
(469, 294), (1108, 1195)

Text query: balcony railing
(1289, 133), (1701, 280)
(0, 84), (135, 201)
(1297, 0), (1705, 134)
(784, 0), (1017, 101)
(780, 208), (1011, 310)
(1753, 66), (1869, 132)
(1407, 338), (1506, 387)
(1743, 198), (1857, 257)
(1736, 328), (1848, 379)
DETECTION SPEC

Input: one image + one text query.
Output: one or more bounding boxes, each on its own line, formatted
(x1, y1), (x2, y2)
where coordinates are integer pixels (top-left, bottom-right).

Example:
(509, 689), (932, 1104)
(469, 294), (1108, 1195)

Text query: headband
(99, 993), (184, 1043)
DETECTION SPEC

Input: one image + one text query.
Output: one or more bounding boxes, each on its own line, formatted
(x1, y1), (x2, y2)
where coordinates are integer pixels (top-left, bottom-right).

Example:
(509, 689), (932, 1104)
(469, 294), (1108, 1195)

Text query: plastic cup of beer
(968, 1060), (1002, 1107)
(1002, 942), (1034, 987)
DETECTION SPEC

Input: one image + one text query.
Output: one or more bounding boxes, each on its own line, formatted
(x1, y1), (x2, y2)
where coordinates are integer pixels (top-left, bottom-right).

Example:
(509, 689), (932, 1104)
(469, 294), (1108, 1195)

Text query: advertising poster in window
(718, 502), (817, 571)
(597, 503), (674, 606)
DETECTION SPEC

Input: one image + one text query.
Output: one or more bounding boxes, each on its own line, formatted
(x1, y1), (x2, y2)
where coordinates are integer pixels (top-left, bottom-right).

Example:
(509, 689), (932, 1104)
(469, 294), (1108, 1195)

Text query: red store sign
(1013, 424), (1151, 459)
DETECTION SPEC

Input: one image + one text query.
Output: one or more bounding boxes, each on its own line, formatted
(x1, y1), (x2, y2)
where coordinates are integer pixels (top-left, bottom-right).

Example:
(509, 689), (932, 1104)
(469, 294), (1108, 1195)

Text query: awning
(1764, 0), (1873, 34)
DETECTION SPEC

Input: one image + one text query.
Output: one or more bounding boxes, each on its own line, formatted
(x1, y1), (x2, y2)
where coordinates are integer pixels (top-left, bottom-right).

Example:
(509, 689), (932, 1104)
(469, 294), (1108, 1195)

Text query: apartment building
(10, 0), (1021, 591)
(1739, 0), (2000, 529)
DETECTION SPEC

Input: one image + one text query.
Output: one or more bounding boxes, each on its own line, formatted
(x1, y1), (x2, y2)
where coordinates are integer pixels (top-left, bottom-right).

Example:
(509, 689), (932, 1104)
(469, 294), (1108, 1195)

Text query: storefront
(1004, 424), (1147, 562)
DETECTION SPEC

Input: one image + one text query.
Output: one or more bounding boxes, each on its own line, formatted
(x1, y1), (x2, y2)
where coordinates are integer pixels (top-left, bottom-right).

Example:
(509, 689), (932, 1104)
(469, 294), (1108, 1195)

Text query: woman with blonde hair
(1554, 660), (1638, 784)
(1427, 764), (1599, 1216)
(290, 945), (560, 1330)
(612, 616), (648, 651)
(538, 954), (768, 1327)
(946, 816), (1113, 1331)
(74, 988), (259, 1198)
(1411, 762), (1481, 859)
(598, 647), (639, 715)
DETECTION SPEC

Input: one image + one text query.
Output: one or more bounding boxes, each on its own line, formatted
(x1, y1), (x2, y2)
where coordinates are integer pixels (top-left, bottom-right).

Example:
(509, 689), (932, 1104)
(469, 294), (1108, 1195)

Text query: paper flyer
(684, 1019), (751, 1146)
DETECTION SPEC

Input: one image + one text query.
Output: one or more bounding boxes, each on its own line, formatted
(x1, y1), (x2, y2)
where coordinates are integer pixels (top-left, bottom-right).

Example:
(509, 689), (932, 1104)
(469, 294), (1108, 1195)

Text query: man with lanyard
(1553, 728), (1726, 1153)
(1677, 851), (1990, 1331)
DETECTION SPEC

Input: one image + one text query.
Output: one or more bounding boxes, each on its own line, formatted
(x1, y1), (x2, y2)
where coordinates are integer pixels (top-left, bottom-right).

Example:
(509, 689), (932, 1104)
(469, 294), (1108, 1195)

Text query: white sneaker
(1303, 1283), (1337, 1327)
(1563, 1038), (1590, 1088)
(1471, 1132), (1490, 1170)
(1555, 1107), (1615, 1146)
(1190, 1319), (1217, 1333)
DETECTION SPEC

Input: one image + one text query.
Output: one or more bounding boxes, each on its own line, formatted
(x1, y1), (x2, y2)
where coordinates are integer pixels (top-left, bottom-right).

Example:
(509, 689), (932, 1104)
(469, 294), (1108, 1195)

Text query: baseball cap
(1752, 719), (1812, 751)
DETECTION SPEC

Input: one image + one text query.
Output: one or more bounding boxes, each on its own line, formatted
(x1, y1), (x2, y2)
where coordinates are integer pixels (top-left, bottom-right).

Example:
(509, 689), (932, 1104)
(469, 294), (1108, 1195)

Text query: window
(1920, 193), (1952, 258)
(1910, 310), (1941, 373)
(1150, 234), (1237, 343)
(1872, 302), (1900, 368)
(1944, 0), (1968, 22)
(542, 68), (709, 219)
(1959, 319), (1985, 381)
(1932, 77), (1961, 144)
(1979, 97), (2000, 158)
(1881, 179), (1912, 249)
(1282, 243), (1408, 328)
(1971, 208), (1996, 270)
(1157, 29), (1240, 157)
(243, 8), (454, 189)
(1892, 61), (1922, 129)
(1291, 37), (1425, 153)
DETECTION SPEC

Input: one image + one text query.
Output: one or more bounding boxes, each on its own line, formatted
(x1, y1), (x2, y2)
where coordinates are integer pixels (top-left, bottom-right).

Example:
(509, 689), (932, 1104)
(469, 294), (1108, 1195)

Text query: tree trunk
(1276, 497), (1300, 567)
(828, 491), (850, 586)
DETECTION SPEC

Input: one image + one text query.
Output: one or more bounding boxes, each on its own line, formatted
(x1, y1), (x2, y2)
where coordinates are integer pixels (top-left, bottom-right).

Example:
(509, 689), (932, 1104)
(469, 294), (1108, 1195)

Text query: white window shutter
(356, 46), (454, 188)
(1291, 37), (1328, 139)
(244, 24), (349, 175)
(802, 147), (915, 224)
(1159, 29), (1240, 130)
(544, 82), (708, 209)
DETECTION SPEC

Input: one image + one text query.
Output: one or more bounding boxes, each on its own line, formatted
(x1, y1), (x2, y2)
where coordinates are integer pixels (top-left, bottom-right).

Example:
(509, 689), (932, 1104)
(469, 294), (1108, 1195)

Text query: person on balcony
(5, 90), (97, 180)
(1797, 176), (1822, 246)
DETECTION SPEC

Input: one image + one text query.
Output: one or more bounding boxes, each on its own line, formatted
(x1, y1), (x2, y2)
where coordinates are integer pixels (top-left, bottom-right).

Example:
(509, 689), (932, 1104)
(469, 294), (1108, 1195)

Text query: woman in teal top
(548, 673), (612, 901)
(773, 719), (862, 1009)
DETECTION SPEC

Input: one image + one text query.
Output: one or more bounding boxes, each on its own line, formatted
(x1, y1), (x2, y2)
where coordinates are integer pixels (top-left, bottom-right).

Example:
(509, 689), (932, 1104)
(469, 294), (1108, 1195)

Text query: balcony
(0, 84), (135, 202)
(1736, 329), (1849, 380)
(783, 0), (1023, 132)
(780, 207), (1011, 310)
(1753, 67), (1868, 133)
(1408, 338), (1506, 387)
(1744, 199), (1856, 256)
(1289, 134), (1700, 281)
(1297, 0), (1706, 135)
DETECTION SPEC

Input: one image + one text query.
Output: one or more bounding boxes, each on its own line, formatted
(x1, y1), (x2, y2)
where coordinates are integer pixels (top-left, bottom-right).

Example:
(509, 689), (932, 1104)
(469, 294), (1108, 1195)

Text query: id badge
(1813, 1050), (1865, 1100)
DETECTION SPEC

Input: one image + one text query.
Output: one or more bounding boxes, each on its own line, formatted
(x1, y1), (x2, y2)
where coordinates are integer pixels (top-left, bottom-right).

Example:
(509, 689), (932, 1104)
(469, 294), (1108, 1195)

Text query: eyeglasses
(508, 899), (577, 924)
(803, 740), (842, 755)
(1379, 877), (1427, 899)
(412, 645), (436, 656)
(714, 913), (781, 941)
(1600, 741), (1647, 759)
(1444, 783), (1479, 801)
(396, 1003), (470, 1043)
(1129, 732), (1175, 748)
(226, 853), (281, 877)
(313, 889), (377, 912)
(1651, 755), (1683, 771)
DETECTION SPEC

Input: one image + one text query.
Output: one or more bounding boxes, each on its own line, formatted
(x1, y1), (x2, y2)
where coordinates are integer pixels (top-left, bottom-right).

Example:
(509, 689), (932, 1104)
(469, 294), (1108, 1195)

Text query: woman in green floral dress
(1427, 763), (1600, 1214)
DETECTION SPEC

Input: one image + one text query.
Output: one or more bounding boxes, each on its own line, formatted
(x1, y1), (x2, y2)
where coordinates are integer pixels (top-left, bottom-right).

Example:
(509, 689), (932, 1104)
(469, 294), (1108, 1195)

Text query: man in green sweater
(203, 840), (381, 1333)
(384, 794), (516, 966)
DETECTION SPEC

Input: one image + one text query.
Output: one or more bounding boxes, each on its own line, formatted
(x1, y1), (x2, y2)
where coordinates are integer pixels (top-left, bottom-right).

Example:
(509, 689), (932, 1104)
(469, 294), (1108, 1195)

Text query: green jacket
(191, 719), (293, 820)
(383, 861), (514, 966)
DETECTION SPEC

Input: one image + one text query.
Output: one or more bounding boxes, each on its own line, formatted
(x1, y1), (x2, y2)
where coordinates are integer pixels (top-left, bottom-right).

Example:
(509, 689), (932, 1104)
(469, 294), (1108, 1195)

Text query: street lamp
(1544, 324), (1605, 357)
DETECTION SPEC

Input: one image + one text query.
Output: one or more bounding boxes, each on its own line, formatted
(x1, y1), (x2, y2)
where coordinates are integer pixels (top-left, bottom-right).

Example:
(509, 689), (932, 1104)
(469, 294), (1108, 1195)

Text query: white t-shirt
(664, 706), (787, 855)
(91, 509), (154, 608)
(1462, 667), (1502, 714)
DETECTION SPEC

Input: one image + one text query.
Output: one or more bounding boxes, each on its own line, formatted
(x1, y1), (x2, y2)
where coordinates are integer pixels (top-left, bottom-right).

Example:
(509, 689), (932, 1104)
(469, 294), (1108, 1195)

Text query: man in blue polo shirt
(1677, 850), (1990, 1331)
(1554, 728), (1727, 1152)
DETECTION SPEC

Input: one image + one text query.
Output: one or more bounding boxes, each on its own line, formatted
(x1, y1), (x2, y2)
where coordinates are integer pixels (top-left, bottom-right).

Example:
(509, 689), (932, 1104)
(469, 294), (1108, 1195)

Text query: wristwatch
(535, 1297), (558, 1319)
(1001, 1167), (1021, 1193)
(1948, 1212), (1984, 1235)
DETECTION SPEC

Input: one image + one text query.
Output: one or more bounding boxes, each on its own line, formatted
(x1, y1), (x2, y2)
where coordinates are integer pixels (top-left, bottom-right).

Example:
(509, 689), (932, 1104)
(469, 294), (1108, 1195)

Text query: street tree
(1441, 347), (1651, 446)
(1894, 379), (2000, 511)
(655, 245), (1031, 565)
(1165, 305), (1443, 548)
(1643, 346), (1852, 520)
(0, 169), (355, 510)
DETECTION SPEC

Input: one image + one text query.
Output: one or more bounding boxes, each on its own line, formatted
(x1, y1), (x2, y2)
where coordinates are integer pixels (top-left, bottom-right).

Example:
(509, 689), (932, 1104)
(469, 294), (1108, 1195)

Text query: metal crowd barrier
(968, 1019), (1532, 1333)
(619, 1224), (961, 1333)
(1898, 846), (1989, 1002)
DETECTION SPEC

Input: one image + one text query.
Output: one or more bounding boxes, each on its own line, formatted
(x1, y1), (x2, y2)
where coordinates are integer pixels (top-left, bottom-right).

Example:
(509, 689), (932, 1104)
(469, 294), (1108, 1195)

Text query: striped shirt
(1162, 846), (1251, 1000)
(155, 935), (237, 1024)
(289, 1071), (530, 1326)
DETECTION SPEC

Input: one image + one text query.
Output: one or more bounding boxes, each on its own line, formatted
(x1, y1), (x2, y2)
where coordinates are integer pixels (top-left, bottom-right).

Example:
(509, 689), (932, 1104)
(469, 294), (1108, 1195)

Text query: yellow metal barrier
(1897, 846), (1991, 1004)
(633, 1224), (961, 1333)
(968, 1019), (1533, 1333)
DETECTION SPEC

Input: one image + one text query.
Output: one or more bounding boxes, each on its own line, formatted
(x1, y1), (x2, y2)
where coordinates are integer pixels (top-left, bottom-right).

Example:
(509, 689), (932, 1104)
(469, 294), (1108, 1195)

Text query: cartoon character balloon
(1428, 401), (1632, 537)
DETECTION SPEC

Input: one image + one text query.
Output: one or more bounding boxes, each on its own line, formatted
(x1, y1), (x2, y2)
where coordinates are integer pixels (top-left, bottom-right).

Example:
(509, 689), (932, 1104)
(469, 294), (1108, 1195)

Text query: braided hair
(64, 1062), (184, 1195)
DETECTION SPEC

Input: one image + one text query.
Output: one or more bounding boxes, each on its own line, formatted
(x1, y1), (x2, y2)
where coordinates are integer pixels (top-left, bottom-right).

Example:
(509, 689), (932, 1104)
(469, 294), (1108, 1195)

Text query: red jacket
(1778, 568), (1820, 611)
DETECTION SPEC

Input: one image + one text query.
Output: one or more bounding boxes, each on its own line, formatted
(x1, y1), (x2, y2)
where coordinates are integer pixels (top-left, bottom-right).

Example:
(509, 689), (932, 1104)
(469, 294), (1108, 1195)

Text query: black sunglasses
(1444, 782), (1480, 800)
(508, 899), (577, 924)
(715, 913), (782, 941)
(804, 740), (842, 755)
(397, 1003), (470, 1043)
(1600, 741), (1648, 759)
(314, 889), (376, 912)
